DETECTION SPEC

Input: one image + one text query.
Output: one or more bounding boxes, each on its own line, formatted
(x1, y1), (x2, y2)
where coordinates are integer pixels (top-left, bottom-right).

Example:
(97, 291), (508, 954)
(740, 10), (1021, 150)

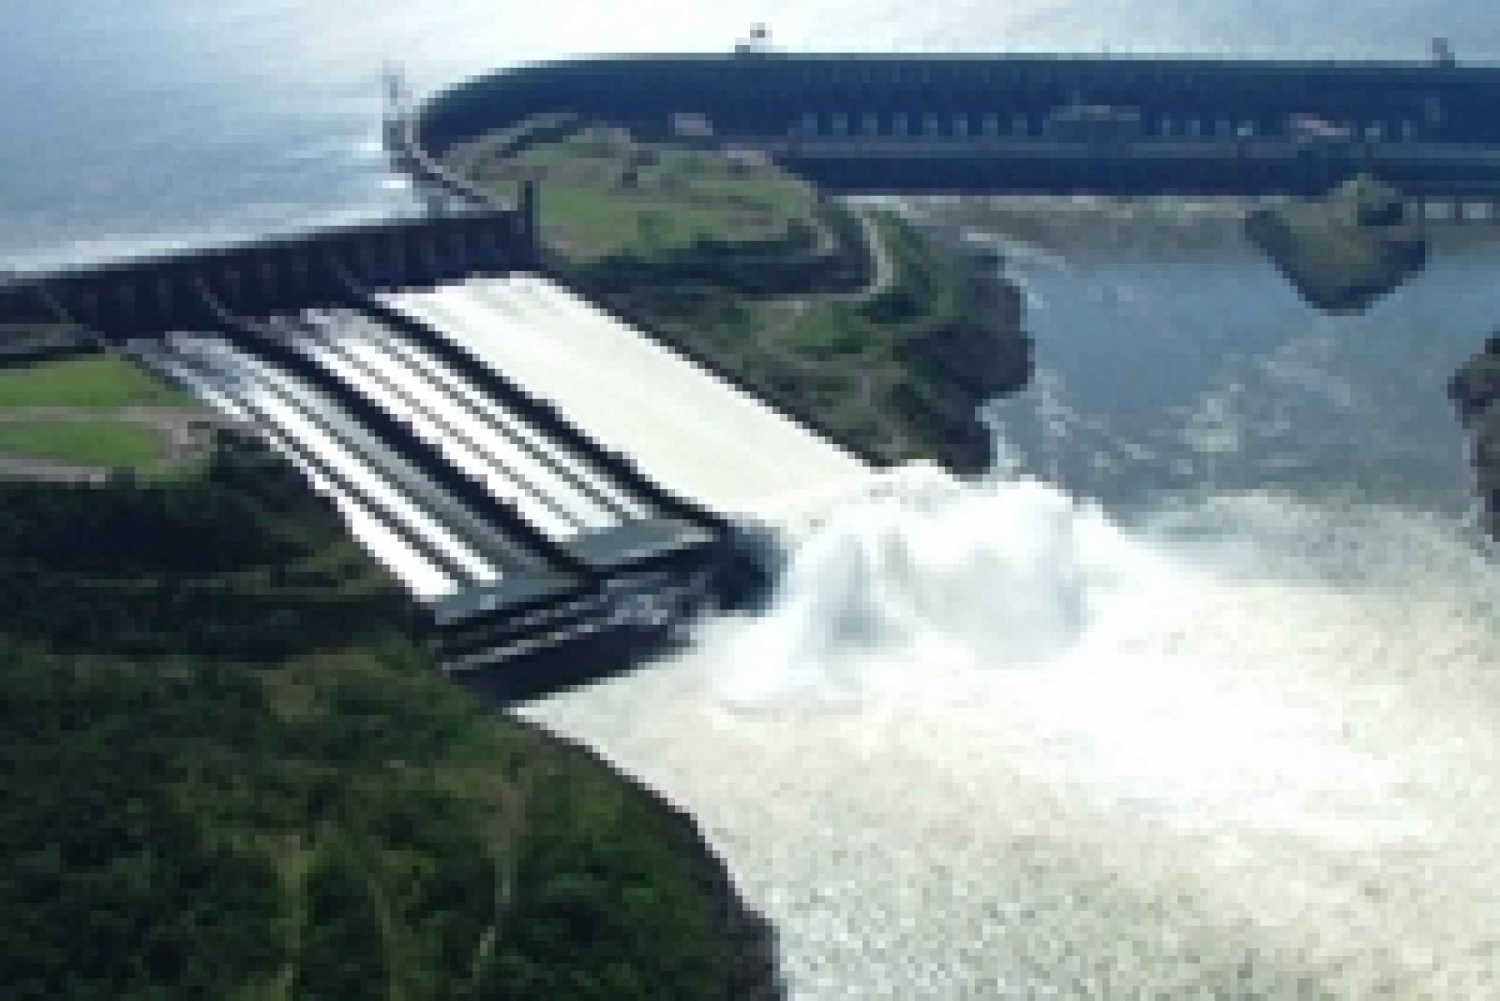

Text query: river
(524, 206), (1500, 996)
(4, 2), (1500, 997)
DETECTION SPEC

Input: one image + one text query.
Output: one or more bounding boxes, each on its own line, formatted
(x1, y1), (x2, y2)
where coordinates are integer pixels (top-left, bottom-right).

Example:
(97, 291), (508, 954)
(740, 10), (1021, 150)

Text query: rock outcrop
(1449, 334), (1500, 540)
(1246, 175), (1428, 313)
(896, 242), (1033, 474)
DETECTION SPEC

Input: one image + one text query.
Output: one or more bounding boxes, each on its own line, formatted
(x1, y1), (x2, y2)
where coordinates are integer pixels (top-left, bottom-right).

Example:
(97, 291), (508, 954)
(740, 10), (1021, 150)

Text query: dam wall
(1, 204), (539, 338)
(416, 54), (1500, 195)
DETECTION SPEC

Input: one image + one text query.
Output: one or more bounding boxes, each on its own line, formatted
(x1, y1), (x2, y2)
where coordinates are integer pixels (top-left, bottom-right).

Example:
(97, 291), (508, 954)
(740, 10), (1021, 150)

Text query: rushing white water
(525, 464), (1500, 997)
(508, 202), (1500, 996)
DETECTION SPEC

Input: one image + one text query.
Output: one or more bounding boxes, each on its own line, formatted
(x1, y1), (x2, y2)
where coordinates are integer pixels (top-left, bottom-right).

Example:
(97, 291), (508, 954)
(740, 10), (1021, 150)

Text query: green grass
(455, 124), (818, 261)
(0, 354), (193, 410)
(0, 420), (166, 468)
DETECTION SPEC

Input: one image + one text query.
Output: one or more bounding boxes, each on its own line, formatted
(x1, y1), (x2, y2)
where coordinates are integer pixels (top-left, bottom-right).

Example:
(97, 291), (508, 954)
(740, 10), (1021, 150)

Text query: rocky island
(1449, 335), (1500, 540)
(1245, 175), (1428, 313)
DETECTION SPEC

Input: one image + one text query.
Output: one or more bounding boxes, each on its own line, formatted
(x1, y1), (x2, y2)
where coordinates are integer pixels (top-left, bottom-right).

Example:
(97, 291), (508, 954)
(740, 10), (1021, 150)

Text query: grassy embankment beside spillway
(0, 335), (213, 477)
(0, 434), (770, 1000)
(447, 122), (1032, 473)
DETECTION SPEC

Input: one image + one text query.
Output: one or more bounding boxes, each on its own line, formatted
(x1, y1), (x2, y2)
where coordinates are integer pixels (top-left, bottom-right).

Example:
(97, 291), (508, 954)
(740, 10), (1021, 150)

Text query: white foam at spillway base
(524, 471), (1500, 999)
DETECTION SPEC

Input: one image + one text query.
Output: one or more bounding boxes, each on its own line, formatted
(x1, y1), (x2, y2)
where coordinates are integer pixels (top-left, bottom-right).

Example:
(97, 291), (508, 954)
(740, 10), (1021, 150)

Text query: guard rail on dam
(4, 201), (868, 692)
(415, 53), (1500, 195)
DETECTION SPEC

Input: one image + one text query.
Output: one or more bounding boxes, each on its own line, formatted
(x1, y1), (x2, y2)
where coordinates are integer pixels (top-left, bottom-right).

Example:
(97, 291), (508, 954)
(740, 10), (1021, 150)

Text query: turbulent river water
(523, 206), (1500, 996)
(6, 2), (1500, 996)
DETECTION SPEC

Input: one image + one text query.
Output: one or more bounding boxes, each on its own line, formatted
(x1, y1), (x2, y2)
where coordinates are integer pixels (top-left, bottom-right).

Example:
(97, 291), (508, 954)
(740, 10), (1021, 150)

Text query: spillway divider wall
(191, 279), (580, 578)
(158, 342), (479, 587)
(287, 314), (590, 536)
(354, 290), (733, 538)
(326, 260), (644, 525)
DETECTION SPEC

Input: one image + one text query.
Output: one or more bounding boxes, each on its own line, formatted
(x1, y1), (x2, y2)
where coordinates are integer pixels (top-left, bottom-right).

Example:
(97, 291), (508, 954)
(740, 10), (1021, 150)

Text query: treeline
(0, 438), (750, 999)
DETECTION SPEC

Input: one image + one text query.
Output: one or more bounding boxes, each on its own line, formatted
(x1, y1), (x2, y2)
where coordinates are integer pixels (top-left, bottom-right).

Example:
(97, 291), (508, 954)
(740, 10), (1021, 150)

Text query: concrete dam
(0, 200), (868, 689)
(417, 53), (1500, 196)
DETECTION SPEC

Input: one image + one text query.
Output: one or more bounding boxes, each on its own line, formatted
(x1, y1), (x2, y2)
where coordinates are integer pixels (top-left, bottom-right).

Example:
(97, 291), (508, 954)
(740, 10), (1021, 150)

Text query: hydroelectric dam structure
(417, 52), (1500, 197)
(10, 48), (1500, 692)
(0, 191), (870, 695)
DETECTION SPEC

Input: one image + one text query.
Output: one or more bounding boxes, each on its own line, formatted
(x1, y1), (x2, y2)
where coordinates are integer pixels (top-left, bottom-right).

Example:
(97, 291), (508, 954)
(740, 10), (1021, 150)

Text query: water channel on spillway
(6, 3), (1500, 995)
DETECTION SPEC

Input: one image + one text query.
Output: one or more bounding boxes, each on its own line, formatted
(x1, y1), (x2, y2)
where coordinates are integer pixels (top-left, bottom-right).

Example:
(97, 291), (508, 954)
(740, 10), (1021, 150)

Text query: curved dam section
(415, 54), (1500, 195)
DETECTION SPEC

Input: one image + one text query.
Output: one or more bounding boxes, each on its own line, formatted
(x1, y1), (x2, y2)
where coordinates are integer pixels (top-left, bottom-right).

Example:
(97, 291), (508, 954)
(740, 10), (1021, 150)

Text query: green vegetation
(0, 419), (165, 468)
(0, 351), (212, 477)
(584, 212), (1028, 470)
(0, 438), (745, 999)
(1246, 175), (1428, 313)
(0, 353), (193, 410)
(452, 125), (1031, 471)
(449, 125), (819, 262)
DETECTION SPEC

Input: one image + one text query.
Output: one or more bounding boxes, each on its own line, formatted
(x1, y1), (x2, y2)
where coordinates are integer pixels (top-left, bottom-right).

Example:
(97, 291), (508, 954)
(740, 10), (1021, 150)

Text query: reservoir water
(4, 2), (1499, 996)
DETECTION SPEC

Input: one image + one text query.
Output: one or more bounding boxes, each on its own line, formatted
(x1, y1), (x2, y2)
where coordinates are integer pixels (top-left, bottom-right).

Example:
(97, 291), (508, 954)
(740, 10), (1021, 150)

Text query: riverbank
(448, 125), (1033, 474)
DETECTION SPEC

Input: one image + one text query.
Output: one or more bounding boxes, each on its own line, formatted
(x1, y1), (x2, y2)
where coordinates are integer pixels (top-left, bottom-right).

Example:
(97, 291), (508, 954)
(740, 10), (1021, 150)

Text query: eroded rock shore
(1449, 335), (1500, 540)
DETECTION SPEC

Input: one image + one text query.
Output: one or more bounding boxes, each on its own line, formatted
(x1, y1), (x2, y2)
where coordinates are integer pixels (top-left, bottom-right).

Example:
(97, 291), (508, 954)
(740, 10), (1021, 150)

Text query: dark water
(929, 204), (1495, 518)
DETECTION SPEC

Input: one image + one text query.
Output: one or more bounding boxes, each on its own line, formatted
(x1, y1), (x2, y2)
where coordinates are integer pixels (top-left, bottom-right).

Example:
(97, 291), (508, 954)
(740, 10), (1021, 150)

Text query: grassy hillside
(0, 439), (751, 1000)
(0, 420), (165, 468)
(449, 125), (818, 262)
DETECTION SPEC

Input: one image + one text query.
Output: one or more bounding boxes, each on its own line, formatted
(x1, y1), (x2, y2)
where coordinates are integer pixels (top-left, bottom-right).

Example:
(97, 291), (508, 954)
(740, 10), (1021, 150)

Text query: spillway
(380, 274), (872, 516)
(131, 270), (873, 681)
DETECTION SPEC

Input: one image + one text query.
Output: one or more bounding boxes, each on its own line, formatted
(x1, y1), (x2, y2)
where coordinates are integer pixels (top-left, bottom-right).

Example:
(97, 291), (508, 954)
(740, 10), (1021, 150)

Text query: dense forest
(0, 436), (753, 999)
